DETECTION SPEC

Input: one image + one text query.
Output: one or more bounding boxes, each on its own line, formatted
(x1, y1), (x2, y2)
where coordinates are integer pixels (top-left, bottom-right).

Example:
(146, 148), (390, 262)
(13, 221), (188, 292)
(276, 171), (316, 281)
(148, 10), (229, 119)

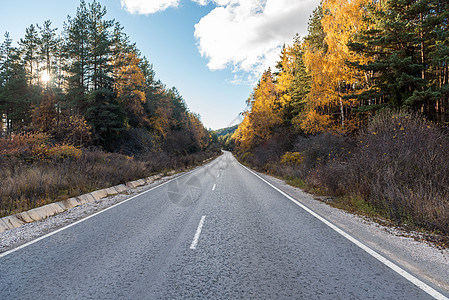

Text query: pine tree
(0, 33), (31, 133)
(87, 0), (113, 90)
(348, 0), (427, 112)
(38, 20), (58, 87)
(64, 0), (90, 113)
(287, 36), (311, 123)
(18, 24), (40, 85)
(86, 88), (125, 146)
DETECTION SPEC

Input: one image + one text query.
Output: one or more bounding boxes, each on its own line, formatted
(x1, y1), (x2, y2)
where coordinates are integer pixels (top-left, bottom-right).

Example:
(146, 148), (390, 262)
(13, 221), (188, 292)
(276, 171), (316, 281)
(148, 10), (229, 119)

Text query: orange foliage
(233, 70), (283, 152)
(48, 144), (82, 160)
(114, 51), (148, 126)
(276, 46), (295, 106)
(114, 52), (146, 103)
(301, 0), (371, 134)
(0, 132), (82, 161)
(187, 113), (209, 151)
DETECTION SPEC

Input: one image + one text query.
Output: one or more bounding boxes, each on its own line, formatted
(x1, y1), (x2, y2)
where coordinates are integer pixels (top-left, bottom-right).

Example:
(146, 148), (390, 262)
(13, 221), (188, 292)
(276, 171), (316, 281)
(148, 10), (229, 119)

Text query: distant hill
(213, 125), (238, 151)
(214, 125), (238, 137)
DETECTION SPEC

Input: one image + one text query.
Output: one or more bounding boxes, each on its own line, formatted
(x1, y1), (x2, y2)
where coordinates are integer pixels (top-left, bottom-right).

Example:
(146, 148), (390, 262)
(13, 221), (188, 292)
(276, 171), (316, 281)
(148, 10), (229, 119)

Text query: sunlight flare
(41, 72), (50, 84)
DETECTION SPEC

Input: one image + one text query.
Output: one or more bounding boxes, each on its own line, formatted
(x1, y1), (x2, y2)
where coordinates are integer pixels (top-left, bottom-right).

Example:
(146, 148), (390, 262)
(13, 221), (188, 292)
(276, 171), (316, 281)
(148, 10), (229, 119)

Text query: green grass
(330, 195), (381, 218)
(284, 176), (308, 190)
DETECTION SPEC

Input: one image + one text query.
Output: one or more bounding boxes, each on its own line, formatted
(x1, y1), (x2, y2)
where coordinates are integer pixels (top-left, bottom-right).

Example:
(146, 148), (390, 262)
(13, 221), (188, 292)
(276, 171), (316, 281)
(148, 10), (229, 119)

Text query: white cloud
(120, 0), (180, 15)
(194, 0), (318, 82)
(190, 0), (209, 5)
(120, 0), (319, 84)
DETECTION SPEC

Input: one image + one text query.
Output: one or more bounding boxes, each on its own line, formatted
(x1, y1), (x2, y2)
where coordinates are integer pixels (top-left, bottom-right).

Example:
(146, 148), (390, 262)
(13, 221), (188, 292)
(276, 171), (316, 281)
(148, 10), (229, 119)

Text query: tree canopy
(0, 0), (211, 155)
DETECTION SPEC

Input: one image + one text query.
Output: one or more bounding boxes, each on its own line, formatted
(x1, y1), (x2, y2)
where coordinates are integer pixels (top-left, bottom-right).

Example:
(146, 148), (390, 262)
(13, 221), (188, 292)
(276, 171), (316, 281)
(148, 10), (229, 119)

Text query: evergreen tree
(87, 0), (113, 90)
(64, 0), (89, 113)
(348, 0), (427, 112)
(38, 20), (58, 87)
(0, 33), (31, 133)
(18, 24), (40, 86)
(0, 0), (211, 153)
(304, 5), (327, 52)
(86, 88), (125, 147)
(286, 36), (311, 122)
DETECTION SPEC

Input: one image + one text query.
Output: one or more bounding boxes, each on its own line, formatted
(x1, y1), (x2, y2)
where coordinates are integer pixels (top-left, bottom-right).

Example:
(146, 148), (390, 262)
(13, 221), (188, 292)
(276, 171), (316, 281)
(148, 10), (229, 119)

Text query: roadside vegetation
(0, 133), (219, 218)
(231, 0), (449, 246)
(0, 1), (220, 217)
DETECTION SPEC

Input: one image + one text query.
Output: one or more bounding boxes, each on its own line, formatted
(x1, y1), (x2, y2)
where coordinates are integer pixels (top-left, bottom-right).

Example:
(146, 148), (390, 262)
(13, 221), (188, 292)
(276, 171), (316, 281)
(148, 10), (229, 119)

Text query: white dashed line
(190, 215), (206, 250)
(212, 184), (216, 191)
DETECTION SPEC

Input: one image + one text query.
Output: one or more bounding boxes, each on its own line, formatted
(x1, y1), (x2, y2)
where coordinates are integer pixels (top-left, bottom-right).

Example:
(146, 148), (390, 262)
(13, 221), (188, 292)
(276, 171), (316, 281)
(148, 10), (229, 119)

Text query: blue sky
(0, 0), (318, 129)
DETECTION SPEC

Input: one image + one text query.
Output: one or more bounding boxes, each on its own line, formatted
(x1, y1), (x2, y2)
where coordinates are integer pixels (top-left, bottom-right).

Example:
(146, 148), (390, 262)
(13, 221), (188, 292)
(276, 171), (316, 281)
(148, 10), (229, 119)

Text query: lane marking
(217, 173), (220, 178)
(0, 163), (211, 259)
(212, 184), (216, 191)
(239, 162), (448, 300)
(190, 215), (206, 250)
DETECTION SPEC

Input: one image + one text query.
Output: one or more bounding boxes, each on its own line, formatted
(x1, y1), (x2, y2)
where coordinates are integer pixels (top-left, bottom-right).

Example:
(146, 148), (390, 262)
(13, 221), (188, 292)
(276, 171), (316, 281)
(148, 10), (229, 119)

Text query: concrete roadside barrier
(22, 209), (42, 222)
(113, 184), (128, 193)
(90, 189), (110, 201)
(16, 211), (35, 223)
(0, 219), (10, 232)
(57, 198), (80, 210)
(1, 216), (24, 231)
(0, 172), (160, 233)
(76, 193), (96, 205)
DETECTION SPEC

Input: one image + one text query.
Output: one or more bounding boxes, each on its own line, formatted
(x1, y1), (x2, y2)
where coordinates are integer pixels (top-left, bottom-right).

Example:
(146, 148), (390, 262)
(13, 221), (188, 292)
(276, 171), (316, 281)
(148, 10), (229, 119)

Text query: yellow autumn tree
(150, 91), (175, 138)
(276, 45), (295, 107)
(301, 0), (371, 134)
(114, 51), (147, 127)
(233, 69), (283, 152)
(187, 113), (209, 151)
(232, 111), (254, 153)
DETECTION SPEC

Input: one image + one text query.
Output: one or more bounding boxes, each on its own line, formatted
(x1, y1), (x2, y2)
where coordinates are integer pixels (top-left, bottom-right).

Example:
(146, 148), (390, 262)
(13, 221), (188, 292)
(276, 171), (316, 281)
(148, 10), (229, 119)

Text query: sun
(41, 72), (50, 83)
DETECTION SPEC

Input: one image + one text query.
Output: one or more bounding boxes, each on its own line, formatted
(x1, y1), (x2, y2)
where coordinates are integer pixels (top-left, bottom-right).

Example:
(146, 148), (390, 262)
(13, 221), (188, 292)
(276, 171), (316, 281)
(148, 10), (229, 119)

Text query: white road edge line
(0, 167), (199, 260)
(190, 215), (206, 250)
(239, 162), (448, 300)
(212, 184), (216, 191)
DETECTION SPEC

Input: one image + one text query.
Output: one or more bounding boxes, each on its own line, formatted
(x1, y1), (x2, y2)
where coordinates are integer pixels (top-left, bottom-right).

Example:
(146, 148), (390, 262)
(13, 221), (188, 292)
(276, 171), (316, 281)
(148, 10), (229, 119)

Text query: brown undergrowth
(0, 133), (218, 217)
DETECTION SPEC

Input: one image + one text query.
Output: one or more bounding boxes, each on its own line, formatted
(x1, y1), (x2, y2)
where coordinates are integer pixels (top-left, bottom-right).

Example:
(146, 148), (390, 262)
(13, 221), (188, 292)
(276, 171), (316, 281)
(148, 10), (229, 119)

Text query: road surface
(0, 151), (447, 299)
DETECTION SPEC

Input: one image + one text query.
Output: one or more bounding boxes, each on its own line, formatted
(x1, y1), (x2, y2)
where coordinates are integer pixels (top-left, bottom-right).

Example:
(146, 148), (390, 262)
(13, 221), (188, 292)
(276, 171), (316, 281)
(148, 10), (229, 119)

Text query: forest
(233, 0), (449, 242)
(0, 0), (217, 216)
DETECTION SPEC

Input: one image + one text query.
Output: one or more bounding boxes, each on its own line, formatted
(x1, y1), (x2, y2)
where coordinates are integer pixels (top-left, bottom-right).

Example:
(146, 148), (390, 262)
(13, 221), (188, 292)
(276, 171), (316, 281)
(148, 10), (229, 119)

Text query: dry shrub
(345, 109), (449, 233)
(0, 132), (82, 161)
(275, 133), (355, 180)
(48, 144), (82, 160)
(294, 132), (354, 168)
(281, 152), (304, 165)
(307, 164), (347, 196)
(0, 132), (50, 160)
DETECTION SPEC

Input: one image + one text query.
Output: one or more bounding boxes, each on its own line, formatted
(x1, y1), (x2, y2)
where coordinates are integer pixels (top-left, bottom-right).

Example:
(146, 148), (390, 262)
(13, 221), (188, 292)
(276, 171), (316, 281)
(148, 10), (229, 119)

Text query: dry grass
(0, 149), (218, 217)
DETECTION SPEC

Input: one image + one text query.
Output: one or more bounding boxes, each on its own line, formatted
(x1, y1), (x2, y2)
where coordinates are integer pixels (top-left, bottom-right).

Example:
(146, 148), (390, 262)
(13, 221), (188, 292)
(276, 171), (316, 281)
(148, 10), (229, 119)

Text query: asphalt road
(0, 151), (447, 299)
